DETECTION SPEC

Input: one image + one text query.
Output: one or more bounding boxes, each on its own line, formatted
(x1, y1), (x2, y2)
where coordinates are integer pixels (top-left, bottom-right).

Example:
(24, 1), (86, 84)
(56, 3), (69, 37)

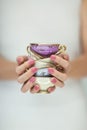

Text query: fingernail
(51, 78), (57, 83)
(17, 57), (22, 63)
(29, 77), (36, 83)
(48, 68), (54, 74)
(28, 59), (35, 65)
(34, 85), (40, 91)
(50, 55), (56, 60)
(48, 87), (55, 92)
(64, 55), (69, 60)
(31, 67), (38, 73)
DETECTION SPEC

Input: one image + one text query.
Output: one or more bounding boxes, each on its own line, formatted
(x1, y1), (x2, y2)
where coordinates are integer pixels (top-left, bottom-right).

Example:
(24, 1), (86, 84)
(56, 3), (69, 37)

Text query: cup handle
(27, 45), (30, 54)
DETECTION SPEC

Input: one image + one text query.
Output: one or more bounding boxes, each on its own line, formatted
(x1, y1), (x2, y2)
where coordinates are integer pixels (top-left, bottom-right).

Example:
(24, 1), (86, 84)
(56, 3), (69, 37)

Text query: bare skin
(69, 0), (87, 79)
(0, 56), (16, 80)
(16, 54), (70, 93)
(0, 0), (87, 93)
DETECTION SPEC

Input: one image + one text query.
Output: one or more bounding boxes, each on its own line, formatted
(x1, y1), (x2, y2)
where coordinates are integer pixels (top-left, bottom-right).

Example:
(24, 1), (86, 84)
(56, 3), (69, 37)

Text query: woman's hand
(16, 56), (40, 93)
(47, 54), (71, 93)
(16, 54), (70, 94)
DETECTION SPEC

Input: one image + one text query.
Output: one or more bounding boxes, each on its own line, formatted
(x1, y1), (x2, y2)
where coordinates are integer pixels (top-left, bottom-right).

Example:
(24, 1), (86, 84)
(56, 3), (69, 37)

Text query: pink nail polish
(48, 87), (55, 92)
(51, 78), (57, 83)
(48, 68), (54, 74)
(50, 55), (56, 60)
(17, 57), (21, 63)
(29, 77), (35, 83)
(28, 59), (35, 65)
(31, 67), (38, 73)
(64, 55), (69, 60)
(34, 85), (39, 91)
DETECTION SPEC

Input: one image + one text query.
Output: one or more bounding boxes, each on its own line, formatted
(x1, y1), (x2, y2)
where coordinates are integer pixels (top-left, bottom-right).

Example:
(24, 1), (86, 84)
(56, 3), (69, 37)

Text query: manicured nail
(51, 78), (57, 83)
(50, 55), (56, 60)
(34, 85), (40, 91)
(48, 68), (54, 74)
(64, 55), (69, 60)
(31, 67), (38, 73)
(28, 59), (35, 65)
(29, 77), (36, 83)
(17, 57), (22, 63)
(48, 87), (55, 92)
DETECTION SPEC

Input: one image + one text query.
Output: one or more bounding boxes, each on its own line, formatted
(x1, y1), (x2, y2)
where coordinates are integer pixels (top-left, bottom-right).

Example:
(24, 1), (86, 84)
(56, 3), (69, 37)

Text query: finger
(21, 76), (36, 93)
(47, 86), (56, 93)
(17, 67), (38, 84)
(50, 55), (70, 70)
(59, 54), (69, 61)
(48, 68), (68, 82)
(16, 56), (28, 65)
(59, 54), (71, 73)
(16, 59), (35, 75)
(50, 77), (64, 88)
(30, 84), (40, 94)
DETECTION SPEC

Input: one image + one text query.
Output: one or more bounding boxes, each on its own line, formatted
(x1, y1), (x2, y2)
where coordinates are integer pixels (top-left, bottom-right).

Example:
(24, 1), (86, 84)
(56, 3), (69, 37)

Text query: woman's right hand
(16, 56), (40, 93)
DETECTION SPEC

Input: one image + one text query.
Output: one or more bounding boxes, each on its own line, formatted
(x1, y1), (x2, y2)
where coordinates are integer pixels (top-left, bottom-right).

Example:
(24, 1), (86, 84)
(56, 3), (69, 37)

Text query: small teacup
(27, 43), (66, 93)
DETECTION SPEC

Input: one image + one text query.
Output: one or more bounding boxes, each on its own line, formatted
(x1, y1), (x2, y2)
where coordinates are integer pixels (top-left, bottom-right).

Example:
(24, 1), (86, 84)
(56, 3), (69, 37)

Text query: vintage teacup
(27, 43), (66, 93)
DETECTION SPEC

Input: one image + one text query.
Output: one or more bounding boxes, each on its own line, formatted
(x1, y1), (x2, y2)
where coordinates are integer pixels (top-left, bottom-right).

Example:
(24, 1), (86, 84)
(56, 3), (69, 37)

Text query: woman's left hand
(47, 54), (71, 93)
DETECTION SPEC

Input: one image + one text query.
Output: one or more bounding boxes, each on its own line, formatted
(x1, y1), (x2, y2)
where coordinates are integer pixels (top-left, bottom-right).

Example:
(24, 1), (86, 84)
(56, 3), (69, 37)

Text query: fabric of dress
(0, 0), (87, 130)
